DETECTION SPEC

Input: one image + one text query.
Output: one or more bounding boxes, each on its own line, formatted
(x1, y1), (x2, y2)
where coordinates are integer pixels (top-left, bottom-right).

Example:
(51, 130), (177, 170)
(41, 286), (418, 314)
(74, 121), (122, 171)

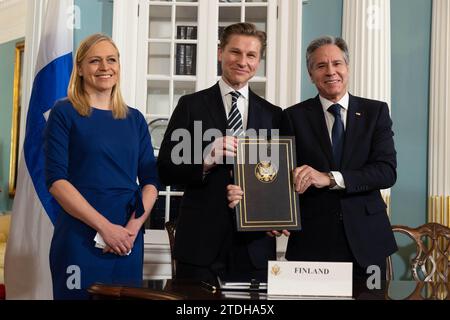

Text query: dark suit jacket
(281, 94), (398, 267)
(157, 82), (282, 268)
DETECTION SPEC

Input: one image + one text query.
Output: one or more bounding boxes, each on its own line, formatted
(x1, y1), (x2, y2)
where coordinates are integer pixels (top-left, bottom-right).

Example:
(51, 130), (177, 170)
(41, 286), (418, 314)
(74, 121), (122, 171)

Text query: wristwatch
(328, 172), (337, 189)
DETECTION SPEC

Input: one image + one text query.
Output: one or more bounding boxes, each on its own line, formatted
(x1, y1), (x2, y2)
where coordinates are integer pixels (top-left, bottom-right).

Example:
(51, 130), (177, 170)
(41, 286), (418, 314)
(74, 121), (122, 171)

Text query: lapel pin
(355, 112), (361, 116)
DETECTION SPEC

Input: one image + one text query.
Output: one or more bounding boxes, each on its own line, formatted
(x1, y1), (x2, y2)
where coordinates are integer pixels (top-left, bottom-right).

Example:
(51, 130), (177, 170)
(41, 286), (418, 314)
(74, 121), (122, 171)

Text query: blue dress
(44, 99), (158, 299)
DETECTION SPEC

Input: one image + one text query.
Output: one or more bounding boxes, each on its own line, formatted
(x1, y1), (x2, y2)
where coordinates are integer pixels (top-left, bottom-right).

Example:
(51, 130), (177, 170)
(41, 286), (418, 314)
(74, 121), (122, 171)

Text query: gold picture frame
(8, 41), (24, 198)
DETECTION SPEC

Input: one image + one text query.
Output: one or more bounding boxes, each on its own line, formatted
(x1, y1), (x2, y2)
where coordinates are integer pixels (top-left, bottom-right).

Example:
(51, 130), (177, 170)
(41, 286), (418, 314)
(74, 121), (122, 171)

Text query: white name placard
(267, 261), (353, 297)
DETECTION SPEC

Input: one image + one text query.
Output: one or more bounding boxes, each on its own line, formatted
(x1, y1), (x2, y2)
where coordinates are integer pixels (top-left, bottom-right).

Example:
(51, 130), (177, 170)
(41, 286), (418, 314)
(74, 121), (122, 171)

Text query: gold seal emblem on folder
(255, 161), (278, 183)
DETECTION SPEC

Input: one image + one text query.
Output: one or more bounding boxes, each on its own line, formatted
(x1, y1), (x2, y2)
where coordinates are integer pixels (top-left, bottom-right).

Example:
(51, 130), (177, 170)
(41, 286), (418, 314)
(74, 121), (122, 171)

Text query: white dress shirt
(218, 78), (249, 130)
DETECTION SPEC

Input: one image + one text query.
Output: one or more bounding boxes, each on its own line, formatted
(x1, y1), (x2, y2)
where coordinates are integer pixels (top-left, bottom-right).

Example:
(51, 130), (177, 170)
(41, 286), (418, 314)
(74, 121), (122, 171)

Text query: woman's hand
(99, 222), (134, 256)
(105, 184), (156, 255)
(125, 213), (143, 246)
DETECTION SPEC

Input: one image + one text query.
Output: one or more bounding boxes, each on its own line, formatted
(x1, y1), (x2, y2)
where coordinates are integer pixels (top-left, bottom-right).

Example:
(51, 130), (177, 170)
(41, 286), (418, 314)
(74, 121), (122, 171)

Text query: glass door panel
(174, 81), (196, 107)
(148, 42), (172, 76)
(148, 6), (172, 39)
(245, 6), (267, 33)
(147, 80), (170, 116)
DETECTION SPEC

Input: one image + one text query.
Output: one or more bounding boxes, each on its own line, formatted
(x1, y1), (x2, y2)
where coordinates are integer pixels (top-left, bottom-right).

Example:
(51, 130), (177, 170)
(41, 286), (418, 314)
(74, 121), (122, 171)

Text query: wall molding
(342, 0), (391, 107)
(0, 0), (23, 10)
(112, 0), (139, 107)
(275, 0), (302, 108)
(0, 0), (26, 44)
(342, 0), (392, 209)
(428, 0), (450, 226)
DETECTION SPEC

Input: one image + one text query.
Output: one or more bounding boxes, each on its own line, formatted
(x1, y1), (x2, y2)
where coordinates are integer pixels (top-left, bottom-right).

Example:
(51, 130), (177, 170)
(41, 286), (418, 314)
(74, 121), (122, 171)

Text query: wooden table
(88, 279), (450, 300)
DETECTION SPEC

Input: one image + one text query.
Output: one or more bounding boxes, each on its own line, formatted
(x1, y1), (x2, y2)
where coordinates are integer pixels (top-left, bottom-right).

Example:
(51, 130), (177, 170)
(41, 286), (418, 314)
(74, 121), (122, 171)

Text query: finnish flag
(5, 0), (73, 300)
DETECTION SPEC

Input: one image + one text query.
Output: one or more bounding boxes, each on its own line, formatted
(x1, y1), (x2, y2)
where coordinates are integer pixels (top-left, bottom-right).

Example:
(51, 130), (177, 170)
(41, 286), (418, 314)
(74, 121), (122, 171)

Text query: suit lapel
(204, 82), (227, 133)
(204, 84), (264, 134)
(247, 89), (262, 131)
(307, 96), (334, 166)
(341, 94), (362, 168)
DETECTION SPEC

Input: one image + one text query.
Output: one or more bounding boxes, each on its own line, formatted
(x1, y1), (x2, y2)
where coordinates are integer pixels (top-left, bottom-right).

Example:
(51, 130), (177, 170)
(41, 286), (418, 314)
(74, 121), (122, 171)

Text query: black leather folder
(233, 137), (301, 231)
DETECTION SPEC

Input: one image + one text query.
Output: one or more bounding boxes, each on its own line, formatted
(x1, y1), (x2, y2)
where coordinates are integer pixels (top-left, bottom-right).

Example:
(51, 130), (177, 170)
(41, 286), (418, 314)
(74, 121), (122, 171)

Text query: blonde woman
(44, 34), (158, 299)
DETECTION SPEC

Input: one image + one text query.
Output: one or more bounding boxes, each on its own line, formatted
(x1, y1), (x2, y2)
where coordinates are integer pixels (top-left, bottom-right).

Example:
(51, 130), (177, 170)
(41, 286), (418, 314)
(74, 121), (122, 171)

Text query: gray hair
(306, 36), (349, 73)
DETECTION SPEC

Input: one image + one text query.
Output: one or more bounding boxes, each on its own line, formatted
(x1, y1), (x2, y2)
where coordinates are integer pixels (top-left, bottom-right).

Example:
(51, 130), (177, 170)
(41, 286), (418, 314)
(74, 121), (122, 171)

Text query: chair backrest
(385, 281), (450, 300)
(165, 221), (176, 279)
(389, 223), (450, 281)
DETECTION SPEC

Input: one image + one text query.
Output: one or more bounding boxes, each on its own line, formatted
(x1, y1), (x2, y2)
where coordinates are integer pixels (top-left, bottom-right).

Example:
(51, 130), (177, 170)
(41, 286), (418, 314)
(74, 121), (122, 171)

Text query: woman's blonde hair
(68, 33), (127, 119)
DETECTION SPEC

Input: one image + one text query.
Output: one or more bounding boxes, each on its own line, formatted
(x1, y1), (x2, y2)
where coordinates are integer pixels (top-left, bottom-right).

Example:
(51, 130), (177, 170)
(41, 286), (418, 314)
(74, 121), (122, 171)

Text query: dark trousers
(176, 232), (266, 285)
(287, 216), (387, 283)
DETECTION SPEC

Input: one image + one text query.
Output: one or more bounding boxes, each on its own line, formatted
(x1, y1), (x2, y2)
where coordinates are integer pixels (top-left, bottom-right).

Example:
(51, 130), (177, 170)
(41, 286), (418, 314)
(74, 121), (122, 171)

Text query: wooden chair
(165, 221), (177, 279)
(387, 223), (450, 281)
(0, 214), (11, 285)
(385, 281), (450, 300)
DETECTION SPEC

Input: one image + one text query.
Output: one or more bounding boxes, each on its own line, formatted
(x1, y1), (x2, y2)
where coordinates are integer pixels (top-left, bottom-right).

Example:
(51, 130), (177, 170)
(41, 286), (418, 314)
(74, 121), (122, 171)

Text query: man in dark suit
(157, 23), (282, 284)
(282, 36), (398, 279)
(228, 36), (398, 280)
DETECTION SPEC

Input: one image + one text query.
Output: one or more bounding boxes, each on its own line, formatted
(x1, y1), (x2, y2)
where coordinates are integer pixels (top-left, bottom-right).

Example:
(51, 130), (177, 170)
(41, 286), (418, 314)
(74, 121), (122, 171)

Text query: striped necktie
(227, 91), (244, 136)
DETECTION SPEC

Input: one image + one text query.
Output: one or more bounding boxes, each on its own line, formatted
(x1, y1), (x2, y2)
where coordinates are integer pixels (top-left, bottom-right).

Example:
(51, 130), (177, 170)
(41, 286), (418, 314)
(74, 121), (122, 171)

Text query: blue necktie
(227, 91), (244, 136)
(328, 104), (344, 169)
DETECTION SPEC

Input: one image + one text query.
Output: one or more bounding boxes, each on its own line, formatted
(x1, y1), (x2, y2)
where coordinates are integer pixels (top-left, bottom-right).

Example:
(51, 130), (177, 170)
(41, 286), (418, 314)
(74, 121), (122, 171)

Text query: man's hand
(266, 230), (291, 237)
(293, 165), (331, 194)
(204, 136), (237, 172)
(226, 184), (243, 209)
